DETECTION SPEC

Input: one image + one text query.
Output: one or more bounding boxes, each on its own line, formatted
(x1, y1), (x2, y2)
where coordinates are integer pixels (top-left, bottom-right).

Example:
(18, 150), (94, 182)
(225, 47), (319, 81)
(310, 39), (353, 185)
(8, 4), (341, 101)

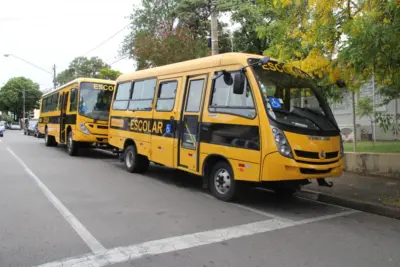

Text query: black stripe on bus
(110, 116), (177, 138)
(110, 116), (260, 151)
(39, 114), (77, 125)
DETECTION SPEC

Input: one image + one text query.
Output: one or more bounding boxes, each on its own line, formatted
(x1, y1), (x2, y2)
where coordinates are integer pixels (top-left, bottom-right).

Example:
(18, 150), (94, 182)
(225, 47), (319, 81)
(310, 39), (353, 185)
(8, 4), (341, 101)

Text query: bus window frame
(155, 80), (179, 112)
(112, 81), (133, 111)
(128, 77), (157, 112)
(208, 70), (257, 120)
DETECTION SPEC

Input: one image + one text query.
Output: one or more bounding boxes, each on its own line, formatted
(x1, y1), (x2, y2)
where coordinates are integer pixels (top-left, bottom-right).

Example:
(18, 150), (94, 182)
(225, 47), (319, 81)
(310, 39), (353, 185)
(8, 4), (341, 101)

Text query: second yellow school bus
(39, 78), (115, 156)
(108, 53), (344, 201)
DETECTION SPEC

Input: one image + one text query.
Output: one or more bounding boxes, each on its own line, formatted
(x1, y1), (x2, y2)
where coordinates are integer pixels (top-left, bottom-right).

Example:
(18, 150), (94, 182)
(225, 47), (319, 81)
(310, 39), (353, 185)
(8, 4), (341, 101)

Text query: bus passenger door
(178, 75), (207, 173)
(151, 78), (181, 167)
(60, 91), (69, 143)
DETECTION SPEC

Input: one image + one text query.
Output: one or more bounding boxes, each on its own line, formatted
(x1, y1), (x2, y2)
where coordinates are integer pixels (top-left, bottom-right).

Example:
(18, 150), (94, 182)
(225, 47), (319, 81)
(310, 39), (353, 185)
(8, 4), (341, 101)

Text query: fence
(332, 85), (400, 154)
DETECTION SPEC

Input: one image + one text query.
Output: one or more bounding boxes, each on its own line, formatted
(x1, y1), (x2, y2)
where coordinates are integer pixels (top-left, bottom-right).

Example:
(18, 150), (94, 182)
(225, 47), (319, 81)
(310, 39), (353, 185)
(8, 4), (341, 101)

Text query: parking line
(7, 147), (106, 254)
(199, 192), (293, 223)
(35, 210), (358, 267)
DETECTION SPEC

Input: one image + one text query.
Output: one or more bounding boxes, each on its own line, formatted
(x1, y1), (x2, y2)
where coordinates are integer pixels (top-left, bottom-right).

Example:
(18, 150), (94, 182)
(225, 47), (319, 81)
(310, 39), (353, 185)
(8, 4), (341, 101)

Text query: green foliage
(0, 77), (42, 119)
(56, 57), (120, 85)
(340, 1), (400, 102)
(356, 96), (374, 120)
(230, 3), (270, 54)
(97, 68), (122, 80)
(121, 0), (232, 70)
(375, 113), (400, 136)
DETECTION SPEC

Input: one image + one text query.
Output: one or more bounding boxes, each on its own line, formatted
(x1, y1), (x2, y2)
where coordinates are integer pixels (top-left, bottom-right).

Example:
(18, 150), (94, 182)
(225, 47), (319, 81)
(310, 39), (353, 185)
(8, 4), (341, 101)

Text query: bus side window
(112, 82), (132, 110)
(209, 71), (256, 119)
(70, 88), (77, 112)
(129, 78), (157, 111)
(156, 81), (177, 111)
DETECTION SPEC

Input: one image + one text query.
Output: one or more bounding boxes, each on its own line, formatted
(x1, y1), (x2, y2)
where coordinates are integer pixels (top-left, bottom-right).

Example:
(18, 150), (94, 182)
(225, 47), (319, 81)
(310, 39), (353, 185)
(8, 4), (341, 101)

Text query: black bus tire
(67, 131), (79, 156)
(209, 161), (237, 202)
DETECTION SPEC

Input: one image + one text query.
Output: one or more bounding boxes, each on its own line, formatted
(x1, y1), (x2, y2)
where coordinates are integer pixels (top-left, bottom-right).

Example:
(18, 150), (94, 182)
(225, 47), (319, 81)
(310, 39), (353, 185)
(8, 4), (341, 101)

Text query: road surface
(0, 130), (399, 267)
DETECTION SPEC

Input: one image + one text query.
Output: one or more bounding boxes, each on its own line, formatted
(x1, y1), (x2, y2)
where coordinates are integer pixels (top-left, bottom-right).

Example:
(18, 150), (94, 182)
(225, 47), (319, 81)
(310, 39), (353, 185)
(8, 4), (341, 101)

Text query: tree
(230, 2), (273, 54)
(356, 96), (374, 140)
(56, 57), (120, 85)
(0, 77), (42, 120)
(121, 0), (232, 70)
(97, 68), (122, 80)
(339, 1), (400, 103)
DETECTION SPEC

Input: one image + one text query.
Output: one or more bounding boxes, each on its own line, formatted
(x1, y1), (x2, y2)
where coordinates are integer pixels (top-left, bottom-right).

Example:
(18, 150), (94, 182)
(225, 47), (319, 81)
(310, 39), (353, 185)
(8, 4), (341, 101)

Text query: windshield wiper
(290, 108), (321, 130)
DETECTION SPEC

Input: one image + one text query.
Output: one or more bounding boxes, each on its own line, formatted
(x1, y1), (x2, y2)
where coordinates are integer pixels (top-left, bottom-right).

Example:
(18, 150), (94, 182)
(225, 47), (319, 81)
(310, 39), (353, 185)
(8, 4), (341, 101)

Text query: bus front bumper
(262, 152), (344, 182)
(73, 130), (109, 144)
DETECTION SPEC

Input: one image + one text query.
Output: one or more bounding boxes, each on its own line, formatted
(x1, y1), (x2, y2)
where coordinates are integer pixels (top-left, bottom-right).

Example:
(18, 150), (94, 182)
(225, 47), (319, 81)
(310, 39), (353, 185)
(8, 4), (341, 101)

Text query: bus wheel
(209, 161), (237, 202)
(124, 145), (140, 173)
(67, 131), (78, 156)
(44, 129), (56, 147)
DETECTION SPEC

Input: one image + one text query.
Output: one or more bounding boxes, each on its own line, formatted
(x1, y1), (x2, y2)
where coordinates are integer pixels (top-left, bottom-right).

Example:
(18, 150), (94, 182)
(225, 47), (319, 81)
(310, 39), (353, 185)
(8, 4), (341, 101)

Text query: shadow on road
(110, 162), (330, 213)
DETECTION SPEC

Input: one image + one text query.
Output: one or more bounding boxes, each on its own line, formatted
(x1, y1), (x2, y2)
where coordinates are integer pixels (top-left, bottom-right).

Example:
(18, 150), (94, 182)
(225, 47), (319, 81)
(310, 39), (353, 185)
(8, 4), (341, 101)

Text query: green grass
(344, 141), (400, 153)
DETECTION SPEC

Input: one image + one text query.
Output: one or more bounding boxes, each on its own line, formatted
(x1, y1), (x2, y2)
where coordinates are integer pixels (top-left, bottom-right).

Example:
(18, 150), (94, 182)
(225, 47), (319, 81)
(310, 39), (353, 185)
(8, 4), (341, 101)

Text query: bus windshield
(79, 82), (114, 121)
(251, 60), (338, 132)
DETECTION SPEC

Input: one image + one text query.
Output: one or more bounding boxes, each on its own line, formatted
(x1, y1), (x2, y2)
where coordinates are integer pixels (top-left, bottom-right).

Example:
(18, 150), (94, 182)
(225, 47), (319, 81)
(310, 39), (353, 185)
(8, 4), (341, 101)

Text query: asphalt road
(0, 130), (399, 267)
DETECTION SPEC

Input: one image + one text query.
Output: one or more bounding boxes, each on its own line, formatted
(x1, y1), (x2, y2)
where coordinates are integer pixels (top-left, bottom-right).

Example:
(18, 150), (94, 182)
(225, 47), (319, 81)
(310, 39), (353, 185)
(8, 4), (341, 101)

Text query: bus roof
(42, 77), (115, 97)
(117, 53), (275, 83)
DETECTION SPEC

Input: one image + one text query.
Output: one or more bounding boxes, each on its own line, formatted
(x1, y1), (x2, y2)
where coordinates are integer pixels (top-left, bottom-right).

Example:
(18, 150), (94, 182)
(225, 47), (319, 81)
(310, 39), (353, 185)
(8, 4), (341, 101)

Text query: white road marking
(0, 139), (2, 143)
(35, 210), (359, 267)
(6, 147), (106, 254)
(199, 192), (293, 223)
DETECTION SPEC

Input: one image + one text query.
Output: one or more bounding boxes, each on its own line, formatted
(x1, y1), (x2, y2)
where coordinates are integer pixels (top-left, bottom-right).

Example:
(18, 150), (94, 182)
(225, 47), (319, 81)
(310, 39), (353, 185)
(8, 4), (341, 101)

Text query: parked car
(0, 121), (6, 132)
(0, 121), (5, 137)
(24, 119), (38, 135)
(10, 122), (21, 130)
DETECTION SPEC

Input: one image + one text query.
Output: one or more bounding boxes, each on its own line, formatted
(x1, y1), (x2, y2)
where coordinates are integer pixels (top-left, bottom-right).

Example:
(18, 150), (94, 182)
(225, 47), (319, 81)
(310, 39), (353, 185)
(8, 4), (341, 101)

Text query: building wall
(331, 81), (399, 141)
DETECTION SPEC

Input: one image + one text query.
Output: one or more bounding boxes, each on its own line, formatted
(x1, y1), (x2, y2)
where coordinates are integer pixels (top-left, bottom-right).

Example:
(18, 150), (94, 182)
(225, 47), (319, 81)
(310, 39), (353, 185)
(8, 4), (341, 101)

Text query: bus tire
(44, 128), (56, 147)
(209, 161), (237, 202)
(124, 145), (140, 173)
(67, 131), (79, 156)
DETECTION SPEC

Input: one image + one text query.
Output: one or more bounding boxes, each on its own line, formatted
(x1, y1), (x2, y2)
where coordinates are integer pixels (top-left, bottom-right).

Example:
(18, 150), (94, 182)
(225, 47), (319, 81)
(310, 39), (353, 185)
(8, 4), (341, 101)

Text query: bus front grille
(295, 150), (339, 159)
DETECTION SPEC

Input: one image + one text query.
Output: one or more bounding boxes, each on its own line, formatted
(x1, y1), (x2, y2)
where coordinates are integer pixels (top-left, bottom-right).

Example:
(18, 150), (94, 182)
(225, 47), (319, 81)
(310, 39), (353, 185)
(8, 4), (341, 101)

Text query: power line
(82, 23), (131, 56)
(108, 54), (130, 66)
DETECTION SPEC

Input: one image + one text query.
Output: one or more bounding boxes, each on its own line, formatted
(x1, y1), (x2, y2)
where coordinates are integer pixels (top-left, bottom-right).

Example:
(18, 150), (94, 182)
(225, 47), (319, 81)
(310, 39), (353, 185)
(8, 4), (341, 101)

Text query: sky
(0, 0), (141, 91)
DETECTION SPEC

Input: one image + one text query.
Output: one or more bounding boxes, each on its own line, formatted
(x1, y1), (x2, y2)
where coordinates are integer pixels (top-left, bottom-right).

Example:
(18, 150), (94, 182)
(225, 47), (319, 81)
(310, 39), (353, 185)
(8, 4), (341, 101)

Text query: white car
(10, 122), (21, 130)
(0, 122), (5, 137)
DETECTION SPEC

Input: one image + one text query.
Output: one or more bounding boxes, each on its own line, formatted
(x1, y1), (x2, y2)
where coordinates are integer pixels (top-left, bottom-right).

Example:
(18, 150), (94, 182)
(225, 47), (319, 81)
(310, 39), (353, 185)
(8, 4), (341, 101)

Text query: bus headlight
(340, 135), (345, 157)
(271, 126), (293, 158)
(80, 123), (91, 135)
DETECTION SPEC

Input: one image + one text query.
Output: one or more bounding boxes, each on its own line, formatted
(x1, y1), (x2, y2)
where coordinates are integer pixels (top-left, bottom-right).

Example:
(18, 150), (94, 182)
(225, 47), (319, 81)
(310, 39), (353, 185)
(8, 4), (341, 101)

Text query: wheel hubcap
(214, 168), (231, 195)
(125, 150), (134, 168)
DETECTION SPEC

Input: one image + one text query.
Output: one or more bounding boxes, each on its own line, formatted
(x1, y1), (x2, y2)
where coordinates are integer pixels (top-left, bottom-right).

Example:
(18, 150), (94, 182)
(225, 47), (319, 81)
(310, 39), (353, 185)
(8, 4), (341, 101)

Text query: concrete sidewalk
(301, 172), (400, 219)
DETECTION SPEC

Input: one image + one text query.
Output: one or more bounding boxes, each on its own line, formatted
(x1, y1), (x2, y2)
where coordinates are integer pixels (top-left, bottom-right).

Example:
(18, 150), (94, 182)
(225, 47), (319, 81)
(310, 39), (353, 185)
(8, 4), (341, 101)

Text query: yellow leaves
(273, 0), (293, 8)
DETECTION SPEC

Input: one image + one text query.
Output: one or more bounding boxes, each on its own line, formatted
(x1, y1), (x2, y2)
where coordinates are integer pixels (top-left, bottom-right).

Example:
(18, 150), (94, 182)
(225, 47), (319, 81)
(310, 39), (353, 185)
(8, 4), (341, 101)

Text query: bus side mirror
(233, 72), (245, 95)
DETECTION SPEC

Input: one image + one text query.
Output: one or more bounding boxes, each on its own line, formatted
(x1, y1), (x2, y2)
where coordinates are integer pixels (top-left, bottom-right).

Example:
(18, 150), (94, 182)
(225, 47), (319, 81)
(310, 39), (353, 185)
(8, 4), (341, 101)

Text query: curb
(297, 190), (400, 220)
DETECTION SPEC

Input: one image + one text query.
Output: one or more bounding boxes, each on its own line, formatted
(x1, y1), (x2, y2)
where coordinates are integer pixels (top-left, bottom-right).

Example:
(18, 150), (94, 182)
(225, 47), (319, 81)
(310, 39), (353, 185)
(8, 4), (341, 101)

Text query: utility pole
(53, 64), (57, 89)
(372, 66), (376, 142)
(210, 0), (219, 55)
(352, 91), (357, 152)
(22, 88), (26, 129)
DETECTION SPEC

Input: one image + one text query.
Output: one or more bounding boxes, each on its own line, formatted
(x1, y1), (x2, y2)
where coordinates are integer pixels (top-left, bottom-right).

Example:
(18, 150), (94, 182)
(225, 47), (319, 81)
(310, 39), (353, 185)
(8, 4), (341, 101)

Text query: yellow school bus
(108, 53), (344, 201)
(39, 78), (115, 156)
